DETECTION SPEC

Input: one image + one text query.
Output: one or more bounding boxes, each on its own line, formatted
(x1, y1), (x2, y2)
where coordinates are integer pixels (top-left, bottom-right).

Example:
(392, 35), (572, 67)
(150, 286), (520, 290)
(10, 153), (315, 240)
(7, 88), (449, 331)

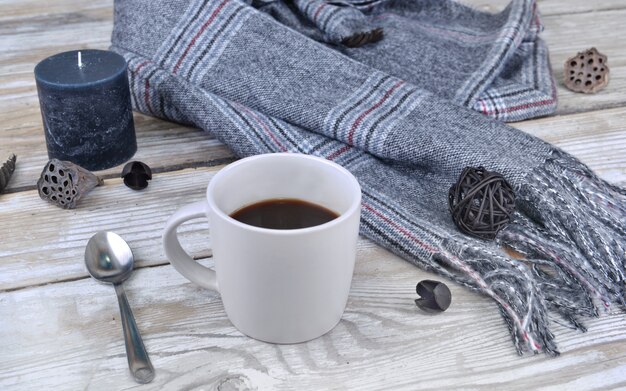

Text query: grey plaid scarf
(111, 0), (625, 355)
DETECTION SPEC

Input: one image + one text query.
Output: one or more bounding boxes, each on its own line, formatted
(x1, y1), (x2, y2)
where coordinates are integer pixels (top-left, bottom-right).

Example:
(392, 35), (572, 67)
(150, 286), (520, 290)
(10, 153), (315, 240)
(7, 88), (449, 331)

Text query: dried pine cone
(0, 154), (16, 194)
(37, 159), (103, 209)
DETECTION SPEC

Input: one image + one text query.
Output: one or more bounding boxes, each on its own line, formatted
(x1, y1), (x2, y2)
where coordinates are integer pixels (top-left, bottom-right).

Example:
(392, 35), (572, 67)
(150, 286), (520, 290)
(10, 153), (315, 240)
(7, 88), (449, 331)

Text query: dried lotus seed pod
(0, 154), (16, 194)
(564, 48), (609, 93)
(37, 159), (103, 209)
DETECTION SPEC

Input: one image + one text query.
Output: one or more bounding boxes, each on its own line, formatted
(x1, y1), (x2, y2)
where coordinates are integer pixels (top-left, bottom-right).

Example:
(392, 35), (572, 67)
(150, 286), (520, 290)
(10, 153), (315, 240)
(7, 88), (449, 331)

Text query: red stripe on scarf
(327, 145), (351, 160)
(362, 203), (438, 253)
(238, 105), (287, 152)
(479, 98), (488, 115)
(134, 60), (149, 73)
(482, 96), (555, 115)
(173, 0), (231, 74)
(348, 81), (404, 145)
(313, 3), (328, 22)
(362, 202), (489, 291)
(479, 65), (558, 117)
(134, 61), (154, 114)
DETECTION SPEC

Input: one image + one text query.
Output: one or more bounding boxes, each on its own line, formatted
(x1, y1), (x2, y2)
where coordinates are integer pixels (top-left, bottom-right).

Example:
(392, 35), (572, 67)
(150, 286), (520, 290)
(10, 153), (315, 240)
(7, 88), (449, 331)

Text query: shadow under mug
(162, 153), (361, 343)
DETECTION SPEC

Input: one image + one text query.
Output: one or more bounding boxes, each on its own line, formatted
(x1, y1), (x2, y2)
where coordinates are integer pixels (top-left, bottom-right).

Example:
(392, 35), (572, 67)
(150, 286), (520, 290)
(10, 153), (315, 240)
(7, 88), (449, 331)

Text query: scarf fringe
(496, 149), (625, 344)
(438, 239), (559, 356)
(439, 150), (624, 356)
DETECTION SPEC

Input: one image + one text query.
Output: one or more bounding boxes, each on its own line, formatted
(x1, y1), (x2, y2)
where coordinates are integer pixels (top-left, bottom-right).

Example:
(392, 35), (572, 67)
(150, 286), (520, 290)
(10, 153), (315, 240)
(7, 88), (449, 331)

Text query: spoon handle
(114, 283), (155, 384)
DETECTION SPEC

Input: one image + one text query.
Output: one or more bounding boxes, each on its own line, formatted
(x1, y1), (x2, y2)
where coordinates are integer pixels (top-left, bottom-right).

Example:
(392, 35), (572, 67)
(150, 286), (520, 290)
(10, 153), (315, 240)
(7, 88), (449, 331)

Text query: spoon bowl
(84, 231), (155, 384)
(85, 231), (134, 283)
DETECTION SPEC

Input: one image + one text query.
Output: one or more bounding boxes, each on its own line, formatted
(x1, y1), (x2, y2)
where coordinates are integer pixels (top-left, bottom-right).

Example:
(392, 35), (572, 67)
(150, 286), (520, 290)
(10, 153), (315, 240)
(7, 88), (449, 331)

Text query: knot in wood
(448, 166), (515, 240)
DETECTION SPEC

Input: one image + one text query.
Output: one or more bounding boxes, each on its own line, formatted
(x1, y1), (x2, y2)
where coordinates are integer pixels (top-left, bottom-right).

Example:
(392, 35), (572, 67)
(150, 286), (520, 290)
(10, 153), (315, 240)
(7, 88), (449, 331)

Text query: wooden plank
(514, 107), (626, 186)
(0, 166), (222, 291)
(1, 81), (625, 194)
(460, 0), (626, 15)
(0, 22), (111, 59)
(2, 6), (625, 184)
(1, 104), (624, 290)
(2, 105), (623, 193)
(0, 112), (235, 192)
(0, 0), (110, 19)
(1, 248), (625, 390)
(1, 2), (626, 83)
(1, 0), (624, 24)
(542, 10), (626, 115)
(0, 165), (381, 291)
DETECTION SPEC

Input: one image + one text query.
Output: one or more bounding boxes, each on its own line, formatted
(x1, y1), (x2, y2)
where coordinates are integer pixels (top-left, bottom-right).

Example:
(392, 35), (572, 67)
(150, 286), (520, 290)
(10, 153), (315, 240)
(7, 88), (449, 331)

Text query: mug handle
(162, 200), (218, 291)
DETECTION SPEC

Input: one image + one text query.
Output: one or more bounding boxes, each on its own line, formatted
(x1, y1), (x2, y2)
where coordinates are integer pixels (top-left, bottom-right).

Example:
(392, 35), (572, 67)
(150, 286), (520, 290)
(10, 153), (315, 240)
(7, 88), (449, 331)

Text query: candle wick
(78, 51), (83, 68)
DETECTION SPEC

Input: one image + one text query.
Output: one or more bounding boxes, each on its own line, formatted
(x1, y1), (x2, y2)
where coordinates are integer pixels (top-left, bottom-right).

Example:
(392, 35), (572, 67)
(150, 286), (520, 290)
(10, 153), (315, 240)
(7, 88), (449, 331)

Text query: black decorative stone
(415, 280), (451, 312)
(34, 50), (136, 171)
(121, 161), (152, 190)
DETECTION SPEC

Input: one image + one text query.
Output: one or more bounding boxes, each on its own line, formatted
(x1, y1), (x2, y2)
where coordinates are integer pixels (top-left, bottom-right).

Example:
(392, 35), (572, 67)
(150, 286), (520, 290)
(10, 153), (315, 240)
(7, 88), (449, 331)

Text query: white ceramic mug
(162, 153), (361, 343)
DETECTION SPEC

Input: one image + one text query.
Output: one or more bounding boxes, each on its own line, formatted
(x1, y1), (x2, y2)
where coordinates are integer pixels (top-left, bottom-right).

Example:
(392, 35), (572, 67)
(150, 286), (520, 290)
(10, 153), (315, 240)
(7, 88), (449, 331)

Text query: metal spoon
(85, 231), (155, 384)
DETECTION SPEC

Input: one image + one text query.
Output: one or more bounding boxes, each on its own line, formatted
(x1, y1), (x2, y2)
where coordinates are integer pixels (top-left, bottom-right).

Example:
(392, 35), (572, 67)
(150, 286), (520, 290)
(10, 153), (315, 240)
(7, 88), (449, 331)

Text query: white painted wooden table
(1, 0), (625, 389)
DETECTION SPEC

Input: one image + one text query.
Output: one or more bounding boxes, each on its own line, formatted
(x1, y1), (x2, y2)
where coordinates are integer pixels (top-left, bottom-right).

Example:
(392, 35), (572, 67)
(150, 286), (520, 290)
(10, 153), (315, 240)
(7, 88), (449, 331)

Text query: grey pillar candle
(34, 50), (136, 171)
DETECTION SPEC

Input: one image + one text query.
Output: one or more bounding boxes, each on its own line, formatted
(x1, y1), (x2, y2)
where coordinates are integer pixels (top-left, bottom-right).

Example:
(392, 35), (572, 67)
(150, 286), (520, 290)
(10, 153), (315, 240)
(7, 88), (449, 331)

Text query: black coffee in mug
(230, 198), (339, 229)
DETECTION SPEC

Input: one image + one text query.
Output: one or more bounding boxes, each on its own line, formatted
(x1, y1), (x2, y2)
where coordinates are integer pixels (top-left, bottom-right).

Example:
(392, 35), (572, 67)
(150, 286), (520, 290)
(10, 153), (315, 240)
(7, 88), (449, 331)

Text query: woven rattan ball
(448, 167), (515, 240)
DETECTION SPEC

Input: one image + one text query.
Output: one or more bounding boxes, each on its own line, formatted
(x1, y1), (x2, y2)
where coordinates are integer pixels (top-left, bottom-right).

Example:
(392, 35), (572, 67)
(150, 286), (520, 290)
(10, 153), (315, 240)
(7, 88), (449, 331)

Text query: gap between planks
(0, 165), (384, 291)
(1, 156), (237, 195)
(0, 254), (211, 294)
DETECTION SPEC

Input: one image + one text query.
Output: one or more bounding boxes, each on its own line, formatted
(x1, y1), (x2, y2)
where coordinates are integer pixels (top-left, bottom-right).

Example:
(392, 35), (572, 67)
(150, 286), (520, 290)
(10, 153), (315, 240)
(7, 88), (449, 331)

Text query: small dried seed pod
(121, 161), (152, 190)
(37, 159), (103, 209)
(564, 48), (609, 93)
(0, 154), (16, 194)
(415, 280), (452, 312)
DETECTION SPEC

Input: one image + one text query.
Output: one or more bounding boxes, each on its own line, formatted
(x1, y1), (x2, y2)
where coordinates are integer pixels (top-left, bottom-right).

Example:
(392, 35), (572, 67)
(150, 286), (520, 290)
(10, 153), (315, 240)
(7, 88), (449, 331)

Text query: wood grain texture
(1, 105), (624, 291)
(0, 165), (380, 291)
(0, 167), (224, 291)
(460, 0), (626, 15)
(2, 1), (626, 192)
(1, 249), (625, 390)
(1, 0), (626, 390)
(0, 112), (234, 192)
(543, 9), (626, 115)
(513, 107), (626, 186)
